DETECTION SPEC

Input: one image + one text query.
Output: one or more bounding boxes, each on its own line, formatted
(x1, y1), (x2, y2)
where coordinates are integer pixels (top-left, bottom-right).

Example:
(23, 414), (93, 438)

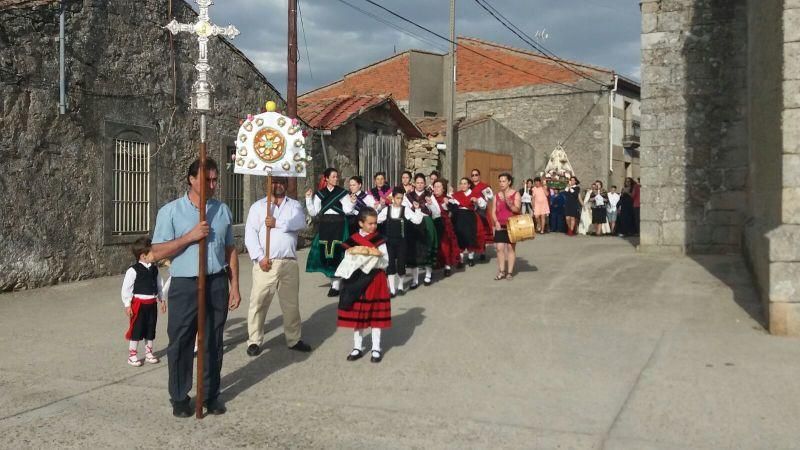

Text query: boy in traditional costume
(404, 173), (440, 287)
(377, 187), (423, 297)
(306, 168), (353, 297)
(335, 208), (391, 363)
(120, 237), (166, 366)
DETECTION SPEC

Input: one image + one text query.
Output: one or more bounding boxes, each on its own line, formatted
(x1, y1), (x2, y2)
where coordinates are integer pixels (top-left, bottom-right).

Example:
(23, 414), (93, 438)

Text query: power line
(334, 0), (448, 52)
(359, 0), (597, 94)
(473, 0), (609, 87)
(298, 0), (313, 79)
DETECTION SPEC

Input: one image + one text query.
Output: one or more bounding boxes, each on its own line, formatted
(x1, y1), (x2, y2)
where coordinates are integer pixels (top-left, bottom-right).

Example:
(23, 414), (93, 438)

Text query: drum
(507, 214), (536, 243)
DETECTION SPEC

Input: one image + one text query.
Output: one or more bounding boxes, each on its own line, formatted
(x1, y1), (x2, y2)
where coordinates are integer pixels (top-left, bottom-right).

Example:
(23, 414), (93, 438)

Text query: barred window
(224, 145), (244, 224)
(112, 139), (150, 234)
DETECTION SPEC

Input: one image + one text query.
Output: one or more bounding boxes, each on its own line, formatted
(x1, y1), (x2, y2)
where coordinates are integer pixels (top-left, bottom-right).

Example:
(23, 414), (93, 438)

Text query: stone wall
(406, 138), (440, 176)
(458, 82), (615, 185)
(0, 0), (283, 290)
(639, 0), (748, 254)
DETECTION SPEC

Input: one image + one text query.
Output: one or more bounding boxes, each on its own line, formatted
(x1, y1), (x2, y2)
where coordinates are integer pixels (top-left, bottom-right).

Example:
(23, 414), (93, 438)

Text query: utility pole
(444, 0), (456, 181)
(287, 0), (299, 198)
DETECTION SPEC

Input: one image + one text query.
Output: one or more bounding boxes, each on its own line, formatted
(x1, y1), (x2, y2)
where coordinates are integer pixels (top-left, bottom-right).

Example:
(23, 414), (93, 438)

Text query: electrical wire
(473, 0), (609, 87)
(359, 0), (597, 93)
(298, 0), (314, 79)
(335, 0), (448, 52)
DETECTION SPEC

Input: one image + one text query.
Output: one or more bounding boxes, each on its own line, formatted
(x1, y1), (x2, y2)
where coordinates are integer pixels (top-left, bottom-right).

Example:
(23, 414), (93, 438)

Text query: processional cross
(164, 0), (238, 419)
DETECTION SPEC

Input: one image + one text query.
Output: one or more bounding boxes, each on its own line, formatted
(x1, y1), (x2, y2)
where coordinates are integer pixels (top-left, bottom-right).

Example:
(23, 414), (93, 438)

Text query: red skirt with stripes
(337, 270), (392, 329)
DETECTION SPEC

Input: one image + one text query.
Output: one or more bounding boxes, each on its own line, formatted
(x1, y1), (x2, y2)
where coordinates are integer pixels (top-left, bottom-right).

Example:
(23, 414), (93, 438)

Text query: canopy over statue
(234, 101), (311, 177)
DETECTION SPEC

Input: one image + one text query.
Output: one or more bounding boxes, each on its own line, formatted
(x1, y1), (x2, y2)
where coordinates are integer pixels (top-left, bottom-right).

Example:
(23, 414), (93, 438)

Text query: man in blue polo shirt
(150, 158), (241, 418)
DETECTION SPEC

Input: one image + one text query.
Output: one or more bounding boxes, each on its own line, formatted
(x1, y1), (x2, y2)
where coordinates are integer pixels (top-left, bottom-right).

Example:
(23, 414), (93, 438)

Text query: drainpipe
(58, 0), (66, 114)
(608, 74), (619, 175)
(319, 129), (331, 168)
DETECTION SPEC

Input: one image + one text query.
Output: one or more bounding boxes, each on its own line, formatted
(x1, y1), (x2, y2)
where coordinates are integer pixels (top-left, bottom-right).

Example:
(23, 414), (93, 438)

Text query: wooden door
(464, 150), (513, 192)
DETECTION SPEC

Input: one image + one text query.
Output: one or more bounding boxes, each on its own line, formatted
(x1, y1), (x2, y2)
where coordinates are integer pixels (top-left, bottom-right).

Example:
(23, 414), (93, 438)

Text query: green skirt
(406, 216), (439, 268)
(306, 215), (350, 278)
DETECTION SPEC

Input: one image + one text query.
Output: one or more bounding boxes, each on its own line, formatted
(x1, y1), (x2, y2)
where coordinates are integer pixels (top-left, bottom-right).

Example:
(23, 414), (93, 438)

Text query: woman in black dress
(563, 176), (581, 236)
(616, 177), (636, 236)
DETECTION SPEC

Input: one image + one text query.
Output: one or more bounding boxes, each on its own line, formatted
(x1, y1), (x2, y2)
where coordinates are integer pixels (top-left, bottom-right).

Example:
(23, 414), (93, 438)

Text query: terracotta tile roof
(300, 38), (616, 103)
(300, 52), (412, 102)
(298, 95), (423, 138)
(456, 37), (612, 93)
(414, 117), (448, 137)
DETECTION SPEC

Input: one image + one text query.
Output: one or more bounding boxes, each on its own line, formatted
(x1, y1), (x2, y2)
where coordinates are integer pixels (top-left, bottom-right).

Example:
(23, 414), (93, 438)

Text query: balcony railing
(622, 119), (640, 148)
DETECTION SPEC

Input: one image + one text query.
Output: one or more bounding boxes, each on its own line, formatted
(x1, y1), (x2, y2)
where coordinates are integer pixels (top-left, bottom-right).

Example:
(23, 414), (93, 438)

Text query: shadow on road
(219, 302), (339, 401)
(382, 306), (426, 356)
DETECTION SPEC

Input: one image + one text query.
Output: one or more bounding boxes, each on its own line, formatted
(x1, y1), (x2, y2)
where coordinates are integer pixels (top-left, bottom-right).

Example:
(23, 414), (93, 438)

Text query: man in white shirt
(244, 177), (310, 356)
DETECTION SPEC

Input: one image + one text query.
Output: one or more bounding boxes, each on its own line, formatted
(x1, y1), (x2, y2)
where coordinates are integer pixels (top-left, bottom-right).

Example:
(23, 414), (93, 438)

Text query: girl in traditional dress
(335, 208), (391, 363)
(563, 176), (581, 236)
(448, 177), (486, 268)
(532, 177), (550, 234)
(591, 180), (610, 236)
(377, 187), (423, 296)
(490, 173), (522, 280)
(469, 169), (495, 261)
(120, 237), (166, 366)
(306, 168), (354, 297)
(404, 173), (440, 287)
(432, 179), (460, 278)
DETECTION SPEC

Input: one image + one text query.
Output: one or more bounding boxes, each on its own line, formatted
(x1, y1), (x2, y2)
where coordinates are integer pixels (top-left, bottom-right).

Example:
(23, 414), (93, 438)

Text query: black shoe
(423, 279), (432, 286)
(444, 268), (452, 277)
(370, 350), (383, 363)
(468, 259), (475, 267)
(479, 254), (487, 262)
(203, 398), (226, 415)
(409, 283), (419, 290)
(391, 291), (397, 298)
(347, 348), (365, 361)
(397, 289), (406, 296)
(171, 398), (193, 418)
(327, 288), (340, 297)
(289, 340), (312, 353)
(246, 344), (261, 357)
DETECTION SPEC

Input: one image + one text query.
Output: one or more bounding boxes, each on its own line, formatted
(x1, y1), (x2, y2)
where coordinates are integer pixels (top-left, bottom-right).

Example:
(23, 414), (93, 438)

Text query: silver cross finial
(165, 0), (239, 111)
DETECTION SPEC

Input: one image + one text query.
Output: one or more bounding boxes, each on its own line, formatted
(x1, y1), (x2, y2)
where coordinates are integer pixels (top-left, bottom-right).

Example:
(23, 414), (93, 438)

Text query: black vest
(385, 206), (406, 240)
(406, 191), (432, 216)
(131, 262), (159, 296)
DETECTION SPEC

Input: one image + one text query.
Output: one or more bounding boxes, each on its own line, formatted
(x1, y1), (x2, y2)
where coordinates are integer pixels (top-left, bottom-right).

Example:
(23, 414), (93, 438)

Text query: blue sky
(198, 0), (642, 97)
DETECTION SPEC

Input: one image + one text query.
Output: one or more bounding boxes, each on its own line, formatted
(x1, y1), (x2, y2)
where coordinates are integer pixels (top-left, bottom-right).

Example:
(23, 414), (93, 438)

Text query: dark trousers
(634, 207), (640, 235)
(386, 239), (406, 276)
(167, 272), (229, 403)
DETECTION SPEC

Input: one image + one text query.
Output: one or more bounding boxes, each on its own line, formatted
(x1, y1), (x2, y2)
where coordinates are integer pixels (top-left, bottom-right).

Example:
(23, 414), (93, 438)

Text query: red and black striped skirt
(337, 270), (392, 329)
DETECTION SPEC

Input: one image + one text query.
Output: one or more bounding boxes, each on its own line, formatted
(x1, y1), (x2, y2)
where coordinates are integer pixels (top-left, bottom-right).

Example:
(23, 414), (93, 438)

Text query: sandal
(127, 356), (142, 367)
(494, 271), (506, 280)
(505, 273), (514, 280)
(145, 353), (160, 364)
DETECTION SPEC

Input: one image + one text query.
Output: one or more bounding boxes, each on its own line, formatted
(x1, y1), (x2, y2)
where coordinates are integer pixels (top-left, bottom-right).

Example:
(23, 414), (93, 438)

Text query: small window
(112, 139), (151, 234)
(224, 145), (244, 224)
(423, 111), (438, 117)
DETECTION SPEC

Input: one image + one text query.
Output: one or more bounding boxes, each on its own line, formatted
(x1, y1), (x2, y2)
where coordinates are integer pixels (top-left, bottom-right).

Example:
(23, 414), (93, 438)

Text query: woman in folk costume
(590, 180), (611, 236)
(400, 170), (414, 194)
(404, 173), (441, 287)
(468, 168), (495, 260)
(431, 179), (460, 278)
(448, 177), (487, 267)
(490, 173), (522, 280)
(370, 171), (393, 208)
(335, 208), (391, 363)
(345, 175), (376, 231)
(377, 187), (423, 297)
(306, 168), (354, 297)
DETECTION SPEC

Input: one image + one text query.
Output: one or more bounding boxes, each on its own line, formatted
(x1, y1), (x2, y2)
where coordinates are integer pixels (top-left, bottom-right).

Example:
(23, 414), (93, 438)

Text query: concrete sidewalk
(1, 234), (798, 449)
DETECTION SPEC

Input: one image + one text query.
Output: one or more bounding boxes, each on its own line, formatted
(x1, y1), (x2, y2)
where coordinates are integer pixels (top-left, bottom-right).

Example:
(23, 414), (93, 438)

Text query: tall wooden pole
(196, 115), (208, 419)
(265, 174), (273, 260)
(287, 0), (299, 198)
(445, 0), (456, 181)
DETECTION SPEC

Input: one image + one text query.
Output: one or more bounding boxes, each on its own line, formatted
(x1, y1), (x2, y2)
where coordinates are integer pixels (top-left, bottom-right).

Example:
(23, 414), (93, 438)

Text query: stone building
(297, 95), (423, 190)
(300, 37), (641, 189)
(0, 0), (283, 290)
(639, 0), (800, 335)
